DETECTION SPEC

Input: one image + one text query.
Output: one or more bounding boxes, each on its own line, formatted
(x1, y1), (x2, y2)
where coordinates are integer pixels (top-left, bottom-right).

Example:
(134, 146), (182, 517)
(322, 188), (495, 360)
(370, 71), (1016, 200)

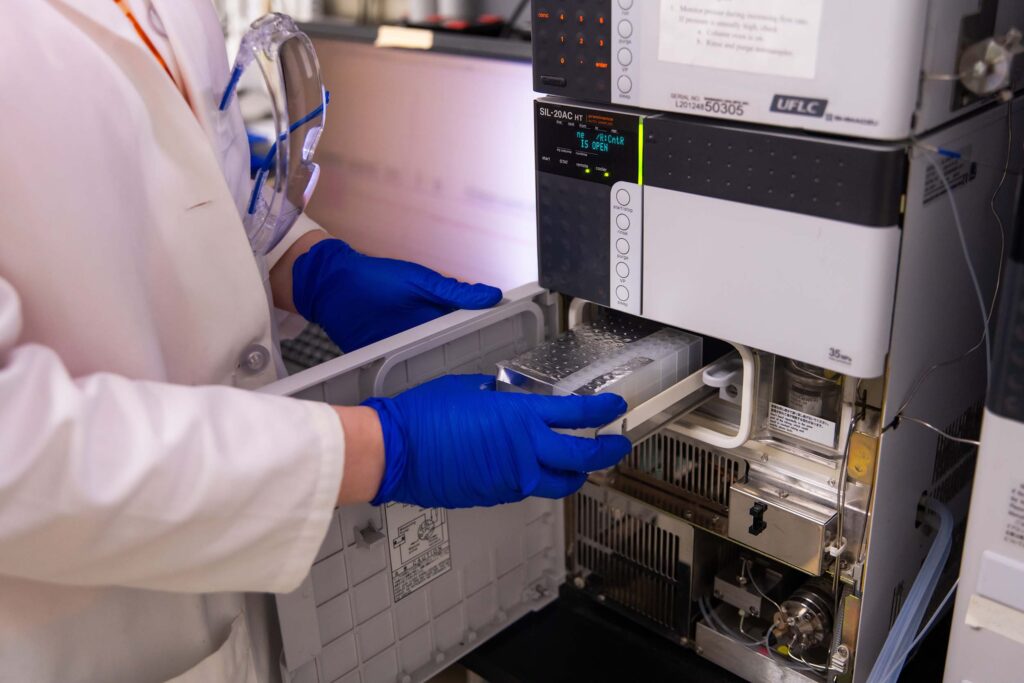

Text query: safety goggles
(220, 13), (327, 256)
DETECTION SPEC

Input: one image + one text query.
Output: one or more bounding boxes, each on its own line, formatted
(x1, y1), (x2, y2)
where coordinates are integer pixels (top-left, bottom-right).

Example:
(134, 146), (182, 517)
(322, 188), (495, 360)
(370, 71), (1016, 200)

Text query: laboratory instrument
(263, 11), (1023, 683)
(532, 0), (1024, 140)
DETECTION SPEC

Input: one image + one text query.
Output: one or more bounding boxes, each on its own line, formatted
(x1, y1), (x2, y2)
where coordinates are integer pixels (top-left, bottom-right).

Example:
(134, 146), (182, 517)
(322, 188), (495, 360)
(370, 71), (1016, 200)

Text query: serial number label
(671, 93), (748, 117)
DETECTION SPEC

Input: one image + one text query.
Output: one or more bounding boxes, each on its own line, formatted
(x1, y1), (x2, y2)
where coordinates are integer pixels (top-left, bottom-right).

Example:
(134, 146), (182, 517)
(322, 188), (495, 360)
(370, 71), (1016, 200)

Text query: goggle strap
(219, 64), (245, 111)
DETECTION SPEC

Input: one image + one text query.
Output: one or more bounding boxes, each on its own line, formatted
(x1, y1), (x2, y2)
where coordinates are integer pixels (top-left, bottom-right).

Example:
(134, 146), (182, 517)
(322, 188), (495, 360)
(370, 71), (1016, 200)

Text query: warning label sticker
(658, 0), (824, 79)
(923, 152), (977, 205)
(384, 503), (452, 602)
(768, 402), (837, 448)
(1005, 483), (1024, 550)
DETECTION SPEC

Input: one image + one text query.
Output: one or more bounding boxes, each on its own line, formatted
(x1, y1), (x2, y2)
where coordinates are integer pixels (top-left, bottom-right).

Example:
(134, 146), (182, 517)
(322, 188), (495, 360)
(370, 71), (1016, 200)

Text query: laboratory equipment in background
(944, 163), (1024, 683)
(261, 8), (1023, 683)
(301, 37), (537, 292)
(532, 0), (1024, 140)
(407, 0), (436, 23)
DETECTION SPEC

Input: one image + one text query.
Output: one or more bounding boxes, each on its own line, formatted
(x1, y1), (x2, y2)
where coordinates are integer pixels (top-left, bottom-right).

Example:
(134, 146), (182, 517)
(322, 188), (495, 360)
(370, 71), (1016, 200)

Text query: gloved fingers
(415, 270), (503, 310)
(528, 393), (628, 429)
(535, 430), (632, 473)
(531, 468), (588, 499)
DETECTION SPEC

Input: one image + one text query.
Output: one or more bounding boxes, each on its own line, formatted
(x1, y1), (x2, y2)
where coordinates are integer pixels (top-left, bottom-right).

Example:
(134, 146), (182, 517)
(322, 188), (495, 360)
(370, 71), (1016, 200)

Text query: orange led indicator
(558, 11), (566, 21)
(537, 11), (550, 19)
(559, 33), (567, 44)
(598, 38), (606, 47)
(598, 16), (606, 24)
(595, 61), (609, 69)
(559, 56), (567, 65)
(578, 35), (585, 45)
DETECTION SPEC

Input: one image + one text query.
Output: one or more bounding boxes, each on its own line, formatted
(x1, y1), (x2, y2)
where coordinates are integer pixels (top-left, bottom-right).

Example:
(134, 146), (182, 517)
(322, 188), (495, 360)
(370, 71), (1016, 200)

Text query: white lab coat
(0, 2), (346, 681)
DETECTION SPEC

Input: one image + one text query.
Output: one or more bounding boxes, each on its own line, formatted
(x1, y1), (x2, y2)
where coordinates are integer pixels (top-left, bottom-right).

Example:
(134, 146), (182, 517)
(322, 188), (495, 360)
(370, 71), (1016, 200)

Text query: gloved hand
(364, 375), (633, 509)
(293, 239), (503, 352)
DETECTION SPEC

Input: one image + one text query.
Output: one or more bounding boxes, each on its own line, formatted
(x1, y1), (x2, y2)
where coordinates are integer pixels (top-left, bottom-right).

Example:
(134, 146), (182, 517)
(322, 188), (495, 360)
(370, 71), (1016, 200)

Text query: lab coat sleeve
(0, 277), (346, 594)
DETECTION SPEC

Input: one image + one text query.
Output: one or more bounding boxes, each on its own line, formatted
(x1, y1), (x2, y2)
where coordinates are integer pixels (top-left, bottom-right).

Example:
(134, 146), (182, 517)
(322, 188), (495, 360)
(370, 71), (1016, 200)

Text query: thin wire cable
(879, 579), (960, 682)
(745, 563), (783, 615)
(889, 147), (998, 443)
(790, 650), (829, 672)
(762, 633), (816, 673)
(888, 108), (1013, 432)
(914, 151), (992, 388)
(833, 406), (860, 613)
(900, 416), (982, 446)
(986, 101), (1013, 325)
(698, 598), (761, 647)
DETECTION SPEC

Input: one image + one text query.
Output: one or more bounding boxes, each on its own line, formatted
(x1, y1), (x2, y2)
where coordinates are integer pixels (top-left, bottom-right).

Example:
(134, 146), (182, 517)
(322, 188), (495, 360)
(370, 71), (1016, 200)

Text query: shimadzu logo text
(770, 94), (829, 118)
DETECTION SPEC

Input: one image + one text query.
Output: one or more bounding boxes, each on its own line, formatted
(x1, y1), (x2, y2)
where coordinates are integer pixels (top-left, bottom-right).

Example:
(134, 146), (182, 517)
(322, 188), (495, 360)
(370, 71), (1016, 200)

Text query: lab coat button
(240, 344), (270, 374)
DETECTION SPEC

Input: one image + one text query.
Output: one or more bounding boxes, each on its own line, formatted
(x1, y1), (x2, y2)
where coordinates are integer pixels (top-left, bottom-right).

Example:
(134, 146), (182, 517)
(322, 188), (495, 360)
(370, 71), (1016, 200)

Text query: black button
(541, 76), (567, 87)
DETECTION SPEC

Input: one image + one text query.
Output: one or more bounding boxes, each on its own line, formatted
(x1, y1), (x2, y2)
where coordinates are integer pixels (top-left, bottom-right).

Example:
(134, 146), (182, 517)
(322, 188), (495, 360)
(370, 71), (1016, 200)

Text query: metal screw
(684, 510), (694, 520)
(679, 636), (690, 647)
(750, 607), (760, 617)
(597, 594), (607, 602)
(828, 479), (837, 487)
(573, 576), (586, 589)
(713, 589), (722, 598)
(711, 515), (720, 523)
(761, 454), (770, 463)
(695, 646), (704, 656)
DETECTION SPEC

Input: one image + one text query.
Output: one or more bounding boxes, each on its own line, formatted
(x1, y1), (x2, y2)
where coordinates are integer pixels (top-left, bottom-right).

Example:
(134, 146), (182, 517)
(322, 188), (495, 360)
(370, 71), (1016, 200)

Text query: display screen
(535, 101), (640, 186)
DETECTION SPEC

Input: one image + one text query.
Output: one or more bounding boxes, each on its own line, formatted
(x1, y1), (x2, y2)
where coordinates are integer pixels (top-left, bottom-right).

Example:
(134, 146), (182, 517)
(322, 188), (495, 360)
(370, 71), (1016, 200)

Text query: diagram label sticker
(1006, 482), (1024, 550)
(768, 402), (836, 448)
(658, 0), (824, 79)
(384, 503), (452, 601)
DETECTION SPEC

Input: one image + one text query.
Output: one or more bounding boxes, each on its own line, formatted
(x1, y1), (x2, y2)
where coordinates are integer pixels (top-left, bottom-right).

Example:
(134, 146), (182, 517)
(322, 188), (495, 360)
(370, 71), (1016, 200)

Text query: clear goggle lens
(221, 13), (327, 256)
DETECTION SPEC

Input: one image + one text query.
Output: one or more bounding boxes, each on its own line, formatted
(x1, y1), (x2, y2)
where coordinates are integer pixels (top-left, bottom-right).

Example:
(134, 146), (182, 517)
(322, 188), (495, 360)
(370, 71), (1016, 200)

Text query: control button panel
(533, 2), (613, 101)
(609, 180), (643, 315)
(610, 0), (638, 105)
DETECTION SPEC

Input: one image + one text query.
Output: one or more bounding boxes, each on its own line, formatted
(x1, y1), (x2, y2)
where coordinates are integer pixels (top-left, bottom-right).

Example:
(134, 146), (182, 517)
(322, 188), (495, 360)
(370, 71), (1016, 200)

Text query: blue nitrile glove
(293, 239), (503, 353)
(363, 374), (633, 509)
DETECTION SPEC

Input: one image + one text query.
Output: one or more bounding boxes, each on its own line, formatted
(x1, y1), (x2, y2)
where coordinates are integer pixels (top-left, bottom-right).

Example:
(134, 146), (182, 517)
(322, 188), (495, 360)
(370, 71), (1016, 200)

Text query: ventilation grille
(930, 399), (983, 504)
(889, 580), (906, 629)
(621, 431), (747, 511)
(572, 492), (684, 630)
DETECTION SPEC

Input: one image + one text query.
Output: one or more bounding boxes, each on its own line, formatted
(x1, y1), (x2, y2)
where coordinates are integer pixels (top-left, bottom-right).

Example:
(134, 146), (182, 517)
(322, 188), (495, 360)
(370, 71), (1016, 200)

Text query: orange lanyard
(112, 0), (176, 84)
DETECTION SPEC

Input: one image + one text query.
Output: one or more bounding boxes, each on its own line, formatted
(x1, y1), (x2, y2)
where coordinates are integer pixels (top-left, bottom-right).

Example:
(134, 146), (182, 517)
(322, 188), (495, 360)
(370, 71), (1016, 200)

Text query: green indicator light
(603, 171), (610, 178)
(637, 118), (645, 185)
(585, 168), (591, 174)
